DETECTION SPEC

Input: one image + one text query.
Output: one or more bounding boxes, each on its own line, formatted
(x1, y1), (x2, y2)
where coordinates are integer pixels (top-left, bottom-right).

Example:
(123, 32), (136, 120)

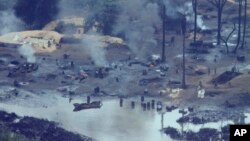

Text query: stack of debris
(211, 70), (242, 84)
(139, 77), (162, 86)
(188, 40), (211, 54)
(8, 63), (38, 77)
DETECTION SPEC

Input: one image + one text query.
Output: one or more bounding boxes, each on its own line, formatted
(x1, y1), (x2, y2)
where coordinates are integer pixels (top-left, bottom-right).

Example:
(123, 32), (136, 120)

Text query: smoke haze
(163, 0), (207, 29)
(0, 0), (24, 35)
(114, 0), (161, 60)
(18, 44), (36, 63)
(81, 34), (107, 67)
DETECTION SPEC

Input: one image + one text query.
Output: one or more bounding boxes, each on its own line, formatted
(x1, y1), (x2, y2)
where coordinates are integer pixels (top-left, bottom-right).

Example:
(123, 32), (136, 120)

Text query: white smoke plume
(114, 0), (161, 60)
(57, 0), (89, 18)
(81, 34), (107, 67)
(164, 1), (194, 21)
(18, 44), (36, 63)
(0, 1), (24, 35)
(197, 15), (207, 30)
(163, 0), (207, 29)
(0, 10), (24, 35)
(58, 1), (108, 67)
(180, 2), (207, 30)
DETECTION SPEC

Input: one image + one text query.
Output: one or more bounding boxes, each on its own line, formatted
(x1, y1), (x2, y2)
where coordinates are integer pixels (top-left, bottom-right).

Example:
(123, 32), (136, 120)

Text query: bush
(0, 127), (38, 141)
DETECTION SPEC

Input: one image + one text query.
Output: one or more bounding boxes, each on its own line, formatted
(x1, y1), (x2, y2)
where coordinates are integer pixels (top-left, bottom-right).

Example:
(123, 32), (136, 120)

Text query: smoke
(163, 0), (179, 18)
(0, 0), (24, 35)
(81, 34), (107, 67)
(57, 0), (207, 62)
(18, 44), (36, 63)
(57, 0), (89, 18)
(197, 15), (207, 30)
(114, 0), (161, 60)
(163, 1), (194, 21)
(0, 10), (24, 34)
(163, 0), (207, 30)
(179, 2), (194, 21)
(58, 1), (109, 67)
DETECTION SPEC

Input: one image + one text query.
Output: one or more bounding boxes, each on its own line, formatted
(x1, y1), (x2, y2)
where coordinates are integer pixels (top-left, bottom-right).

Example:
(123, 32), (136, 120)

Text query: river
(0, 94), (249, 141)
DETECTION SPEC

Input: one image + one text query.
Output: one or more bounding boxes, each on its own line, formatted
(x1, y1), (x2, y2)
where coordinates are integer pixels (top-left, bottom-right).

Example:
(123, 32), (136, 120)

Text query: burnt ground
(0, 0), (250, 140)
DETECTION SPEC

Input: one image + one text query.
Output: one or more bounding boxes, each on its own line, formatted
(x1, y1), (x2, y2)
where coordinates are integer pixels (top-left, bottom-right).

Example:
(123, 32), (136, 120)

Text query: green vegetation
(0, 126), (38, 141)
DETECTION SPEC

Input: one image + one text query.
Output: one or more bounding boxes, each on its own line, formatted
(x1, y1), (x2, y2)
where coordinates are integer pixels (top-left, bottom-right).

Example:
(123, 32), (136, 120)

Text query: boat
(73, 101), (102, 111)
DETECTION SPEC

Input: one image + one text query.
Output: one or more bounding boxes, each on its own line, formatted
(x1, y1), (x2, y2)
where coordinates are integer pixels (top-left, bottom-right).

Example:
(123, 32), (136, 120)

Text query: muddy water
(0, 95), (249, 141)
(0, 96), (172, 141)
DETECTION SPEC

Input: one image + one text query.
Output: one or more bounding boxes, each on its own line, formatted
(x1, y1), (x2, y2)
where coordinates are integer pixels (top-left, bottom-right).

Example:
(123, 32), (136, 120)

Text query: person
(197, 83), (205, 98)
(214, 58), (217, 62)
(69, 97), (73, 103)
(199, 81), (203, 88)
(70, 61), (74, 68)
(94, 87), (100, 94)
(63, 54), (69, 59)
(176, 69), (179, 74)
(115, 77), (119, 82)
(95, 68), (104, 78)
(128, 55), (131, 60)
(214, 82), (218, 88)
(231, 65), (236, 72)
(213, 55), (217, 63)
(170, 36), (175, 47)
(13, 80), (20, 87)
(48, 40), (51, 47)
(56, 59), (59, 65)
(12, 89), (19, 96)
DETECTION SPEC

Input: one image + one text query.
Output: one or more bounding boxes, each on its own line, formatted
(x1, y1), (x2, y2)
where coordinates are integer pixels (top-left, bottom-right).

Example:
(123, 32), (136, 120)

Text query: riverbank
(0, 111), (94, 141)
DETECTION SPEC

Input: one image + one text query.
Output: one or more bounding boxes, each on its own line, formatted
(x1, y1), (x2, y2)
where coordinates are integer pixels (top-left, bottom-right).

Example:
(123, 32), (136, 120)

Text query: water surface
(0, 95), (248, 141)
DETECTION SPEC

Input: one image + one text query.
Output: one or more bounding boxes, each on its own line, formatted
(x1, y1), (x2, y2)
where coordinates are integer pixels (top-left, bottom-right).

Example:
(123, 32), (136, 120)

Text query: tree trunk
(207, 0), (227, 46)
(193, 0), (197, 43)
(162, 5), (166, 62)
(182, 33), (186, 89)
(233, 0), (243, 53)
(240, 0), (247, 49)
(217, 6), (222, 45)
(221, 23), (236, 54)
(181, 16), (187, 89)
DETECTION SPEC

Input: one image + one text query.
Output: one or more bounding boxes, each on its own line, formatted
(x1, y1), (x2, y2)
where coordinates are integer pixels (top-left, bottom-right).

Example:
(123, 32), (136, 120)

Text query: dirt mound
(211, 71), (242, 84)
(0, 30), (62, 53)
(61, 34), (124, 46)
(43, 16), (85, 31)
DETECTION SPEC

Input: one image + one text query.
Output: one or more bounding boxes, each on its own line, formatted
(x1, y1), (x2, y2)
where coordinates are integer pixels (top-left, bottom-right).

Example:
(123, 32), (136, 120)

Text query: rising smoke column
(0, 0), (24, 35)
(163, 0), (207, 30)
(114, 0), (161, 60)
(58, 0), (108, 67)
(18, 44), (36, 63)
(179, 2), (207, 30)
(57, 0), (90, 18)
(81, 34), (107, 67)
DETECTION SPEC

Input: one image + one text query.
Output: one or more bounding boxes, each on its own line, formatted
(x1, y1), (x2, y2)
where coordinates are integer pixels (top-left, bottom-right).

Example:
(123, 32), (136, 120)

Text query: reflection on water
(0, 96), (172, 141)
(0, 95), (250, 141)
